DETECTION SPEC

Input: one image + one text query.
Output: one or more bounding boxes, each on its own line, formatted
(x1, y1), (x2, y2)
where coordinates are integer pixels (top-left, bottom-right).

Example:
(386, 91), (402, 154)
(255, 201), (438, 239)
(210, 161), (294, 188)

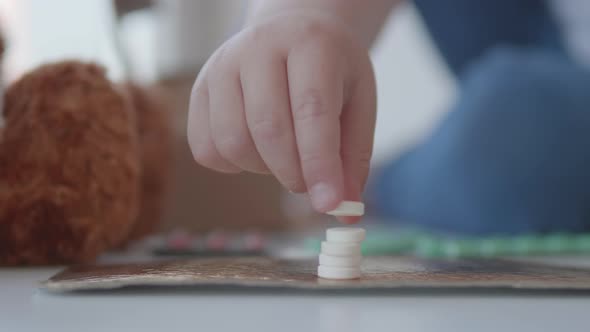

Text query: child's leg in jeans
(413, 0), (562, 74)
(372, 48), (590, 234)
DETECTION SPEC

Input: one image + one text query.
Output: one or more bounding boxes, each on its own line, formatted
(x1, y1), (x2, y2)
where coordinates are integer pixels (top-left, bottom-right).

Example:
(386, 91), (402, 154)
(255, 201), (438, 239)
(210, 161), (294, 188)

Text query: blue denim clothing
(414, 0), (563, 75)
(371, 1), (590, 234)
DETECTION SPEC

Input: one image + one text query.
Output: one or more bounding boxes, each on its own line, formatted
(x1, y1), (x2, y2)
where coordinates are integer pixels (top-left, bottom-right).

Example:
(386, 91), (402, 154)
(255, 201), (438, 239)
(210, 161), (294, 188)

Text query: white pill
(317, 265), (361, 279)
(325, 201), (365, 217)
(319, 253), (361, 267)
(326, 227), (366, 243)
(320, 241), (361, 256)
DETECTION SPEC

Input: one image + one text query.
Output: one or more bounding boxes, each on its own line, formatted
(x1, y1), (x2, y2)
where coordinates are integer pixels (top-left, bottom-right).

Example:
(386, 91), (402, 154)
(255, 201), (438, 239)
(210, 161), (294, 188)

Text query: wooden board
(42, 256), (590, 292)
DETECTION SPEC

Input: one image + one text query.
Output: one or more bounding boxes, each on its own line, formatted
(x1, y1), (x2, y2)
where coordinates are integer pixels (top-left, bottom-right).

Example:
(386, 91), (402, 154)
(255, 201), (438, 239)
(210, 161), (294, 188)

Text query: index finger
(287, 43), (344, 212)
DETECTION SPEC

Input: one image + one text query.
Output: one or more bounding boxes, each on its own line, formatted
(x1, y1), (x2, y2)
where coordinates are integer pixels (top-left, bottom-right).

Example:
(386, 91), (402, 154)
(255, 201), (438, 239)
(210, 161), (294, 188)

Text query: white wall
(0, 0), (125, 81)
(370, 2), (456, 164)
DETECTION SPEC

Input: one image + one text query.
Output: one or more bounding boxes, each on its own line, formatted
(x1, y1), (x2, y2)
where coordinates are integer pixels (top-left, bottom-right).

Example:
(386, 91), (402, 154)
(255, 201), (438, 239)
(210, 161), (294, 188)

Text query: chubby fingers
(188, 29), (376, 221)
(208, 49), (269, 174)
(187, 78), (241, 174)
(241, 53), (306, 192)
(287, 41), (345, 212)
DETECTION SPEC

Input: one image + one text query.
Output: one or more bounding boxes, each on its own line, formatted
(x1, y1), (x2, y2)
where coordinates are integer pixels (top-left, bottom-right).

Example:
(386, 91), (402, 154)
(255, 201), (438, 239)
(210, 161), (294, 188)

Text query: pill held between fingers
(317, 265), (361, 280)
(319, 253), (361, 267)
(325, 201), (365, 217)
(320, 241), (361, 256)
(326, 227), (366, 243)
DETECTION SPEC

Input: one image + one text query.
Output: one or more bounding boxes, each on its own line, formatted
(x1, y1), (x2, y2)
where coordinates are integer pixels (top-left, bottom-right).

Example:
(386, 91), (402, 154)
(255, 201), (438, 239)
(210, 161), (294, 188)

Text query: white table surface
(3, 256), (590, 332)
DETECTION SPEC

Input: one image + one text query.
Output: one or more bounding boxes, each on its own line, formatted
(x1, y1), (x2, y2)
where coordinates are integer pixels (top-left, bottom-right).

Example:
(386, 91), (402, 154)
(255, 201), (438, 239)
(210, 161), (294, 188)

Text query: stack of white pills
(318, 201), (366, 280)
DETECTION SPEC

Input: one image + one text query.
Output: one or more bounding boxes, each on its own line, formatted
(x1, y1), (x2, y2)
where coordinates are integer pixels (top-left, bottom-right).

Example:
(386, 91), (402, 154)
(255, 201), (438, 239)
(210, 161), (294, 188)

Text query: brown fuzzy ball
(0, 62), (141, 265)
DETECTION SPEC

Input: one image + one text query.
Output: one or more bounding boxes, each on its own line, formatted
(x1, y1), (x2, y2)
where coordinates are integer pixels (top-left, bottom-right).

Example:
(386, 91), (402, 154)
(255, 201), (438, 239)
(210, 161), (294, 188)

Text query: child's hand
(187, 12), (376, 217)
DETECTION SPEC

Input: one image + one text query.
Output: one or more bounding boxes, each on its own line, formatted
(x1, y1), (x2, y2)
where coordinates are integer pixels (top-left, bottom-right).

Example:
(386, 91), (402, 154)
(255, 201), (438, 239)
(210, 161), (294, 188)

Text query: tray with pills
(43, 254), (590, 292)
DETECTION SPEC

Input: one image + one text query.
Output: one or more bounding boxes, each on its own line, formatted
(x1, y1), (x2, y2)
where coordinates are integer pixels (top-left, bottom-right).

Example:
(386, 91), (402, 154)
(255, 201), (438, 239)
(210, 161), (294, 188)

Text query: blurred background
(0, 0), (455, 234)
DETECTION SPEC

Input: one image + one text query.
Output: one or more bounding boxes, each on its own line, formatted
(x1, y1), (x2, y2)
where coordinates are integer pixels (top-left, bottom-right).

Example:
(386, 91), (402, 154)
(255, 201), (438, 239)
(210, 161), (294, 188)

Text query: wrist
(244, 8), (368, 50)
(246, 5), (347, 28)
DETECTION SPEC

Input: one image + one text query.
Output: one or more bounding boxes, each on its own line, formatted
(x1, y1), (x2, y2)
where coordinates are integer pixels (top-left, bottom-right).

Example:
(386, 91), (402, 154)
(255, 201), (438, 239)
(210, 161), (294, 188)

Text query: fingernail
(310, 182), (338, 212)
